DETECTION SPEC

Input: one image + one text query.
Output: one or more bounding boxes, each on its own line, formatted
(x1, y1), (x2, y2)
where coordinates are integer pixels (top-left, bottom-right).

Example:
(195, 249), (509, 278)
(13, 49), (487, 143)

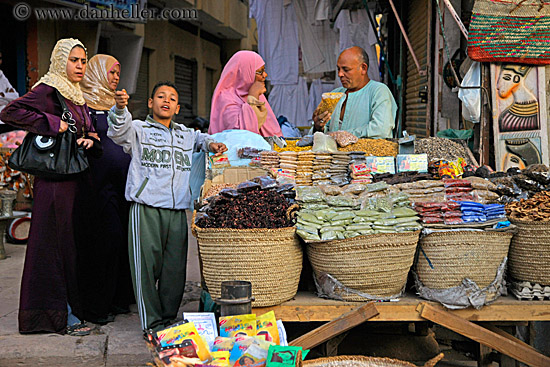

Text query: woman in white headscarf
(0, 38), (99, 336)
(78, 55), (133, 324)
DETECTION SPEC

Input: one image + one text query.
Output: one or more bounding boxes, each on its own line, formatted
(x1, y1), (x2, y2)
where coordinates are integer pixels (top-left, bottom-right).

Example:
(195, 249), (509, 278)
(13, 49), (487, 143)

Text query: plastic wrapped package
(251, 175), (278, 190)
(342, 183), (367, 195)
(312, 132), (338, 152)
(296, 135), (314, 147)
(319, 226), (346, 233)
(327, 131), (359, 147)
(366, 181), (389, 192)
(392, 207), (419, 218)
(343, 231), (361, 239)
(326, 195), (357, 207)
(210, 129), (271, 166)
(295, 186), (326, 203)
(321, 231), (344, 241)
(296, 230), (321, 241)
(237, 181), (261, 192)
(296, 212), (324, 225)
(318, 185), (344, 196)
(316, 92), (345, 115)
(465, 176), (497, 191)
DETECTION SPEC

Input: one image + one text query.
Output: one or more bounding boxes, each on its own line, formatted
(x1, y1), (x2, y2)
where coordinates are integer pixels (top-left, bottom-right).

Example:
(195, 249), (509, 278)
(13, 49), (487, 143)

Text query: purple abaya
(0, 84), (94, 334)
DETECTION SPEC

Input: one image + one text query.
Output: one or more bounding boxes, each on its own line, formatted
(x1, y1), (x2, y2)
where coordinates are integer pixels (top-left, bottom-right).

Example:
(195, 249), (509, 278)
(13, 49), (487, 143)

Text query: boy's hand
(114, 89), (129, 110)
(209, 142), (227, 156)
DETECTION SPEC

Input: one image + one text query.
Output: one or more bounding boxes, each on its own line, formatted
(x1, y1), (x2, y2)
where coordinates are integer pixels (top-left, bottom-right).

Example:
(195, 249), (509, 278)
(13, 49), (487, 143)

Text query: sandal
(67, 322), (92, 336)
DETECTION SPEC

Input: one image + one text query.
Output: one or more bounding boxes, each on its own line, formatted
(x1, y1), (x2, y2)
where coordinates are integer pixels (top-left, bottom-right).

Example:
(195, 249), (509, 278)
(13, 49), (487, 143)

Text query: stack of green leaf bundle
(295, 186), (422, 242)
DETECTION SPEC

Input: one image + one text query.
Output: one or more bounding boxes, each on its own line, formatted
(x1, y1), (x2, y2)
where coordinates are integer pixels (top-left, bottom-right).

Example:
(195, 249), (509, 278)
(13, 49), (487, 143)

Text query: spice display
(279, 151), (298, 177)
(203, 183), (238, 200)
(327, 131), (359, 147)
(506, 191), (550, 221)
(459, 202), (506, 223)
(295, 187), (421, 241)
(415, 137), (474, 165)
(338, 138), (398, 156)
(273, 140), (312, 152)
(196, 178), (294, 229)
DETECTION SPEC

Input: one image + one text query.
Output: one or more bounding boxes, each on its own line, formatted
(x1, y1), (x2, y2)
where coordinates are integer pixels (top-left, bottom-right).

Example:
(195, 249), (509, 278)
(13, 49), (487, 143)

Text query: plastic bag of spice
(296, 186), (326, 203)
(327, 131), (359, 147)
(237, 181), (261, 192)
(252, 175), (278, 190)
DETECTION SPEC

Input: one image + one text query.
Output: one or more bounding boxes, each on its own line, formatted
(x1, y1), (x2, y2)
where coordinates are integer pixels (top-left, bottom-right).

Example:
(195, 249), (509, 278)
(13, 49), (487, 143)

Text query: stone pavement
(0, 212), (202, 367)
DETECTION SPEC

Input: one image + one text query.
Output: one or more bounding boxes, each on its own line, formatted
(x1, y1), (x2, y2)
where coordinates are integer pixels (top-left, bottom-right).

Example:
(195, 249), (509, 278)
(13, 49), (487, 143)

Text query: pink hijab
(209, 51), (282, 137)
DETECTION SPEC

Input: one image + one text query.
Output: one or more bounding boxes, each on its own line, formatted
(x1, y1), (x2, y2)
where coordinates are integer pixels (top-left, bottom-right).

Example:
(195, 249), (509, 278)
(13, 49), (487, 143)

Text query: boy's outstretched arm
(107, 89), (136, 154)
(193, 130), (227, 155)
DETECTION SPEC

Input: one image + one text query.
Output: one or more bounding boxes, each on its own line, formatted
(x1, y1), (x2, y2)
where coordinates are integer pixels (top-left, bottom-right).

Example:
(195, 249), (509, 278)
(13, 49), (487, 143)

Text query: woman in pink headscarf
(209, 51), (282, 137)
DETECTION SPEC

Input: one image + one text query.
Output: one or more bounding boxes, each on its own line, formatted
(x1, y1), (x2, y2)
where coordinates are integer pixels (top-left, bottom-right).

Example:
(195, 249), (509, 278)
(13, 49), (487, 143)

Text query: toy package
(220, 314), (257, 338)
(256, 311), (280, 345)
(156, 322), (212, 362)
(212, 336), (237, 352)
(266, 346), (308, 367)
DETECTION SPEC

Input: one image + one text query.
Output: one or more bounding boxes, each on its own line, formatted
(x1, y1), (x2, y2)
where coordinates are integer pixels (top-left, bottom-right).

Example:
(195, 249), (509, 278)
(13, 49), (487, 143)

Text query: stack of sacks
(413, 201), (463, 225)
(330, 152), (351, 186)
(260, 151), (279, 170)
(458, 201), (507, 223)
(444, 179), (473, 201)
(278, 151), (298, 179)
(295, 190), (421, 242)
(296, 151), (314, 186)
(459, 201), (486, 223)
(393, 180), (445, 203)
(464, 176), (500, 204)
(312, 152), (332, 185)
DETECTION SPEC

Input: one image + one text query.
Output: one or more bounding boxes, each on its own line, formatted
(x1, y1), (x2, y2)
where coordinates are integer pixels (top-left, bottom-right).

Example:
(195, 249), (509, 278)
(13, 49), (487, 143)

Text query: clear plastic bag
(458, 62), (481, 123)
(296, 186), (326, 203)
(312, 132), (338, 153)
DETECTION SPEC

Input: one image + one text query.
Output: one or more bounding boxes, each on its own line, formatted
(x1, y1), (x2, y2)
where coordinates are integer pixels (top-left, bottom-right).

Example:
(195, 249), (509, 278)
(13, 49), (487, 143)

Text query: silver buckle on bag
(62, 111), (78, 133)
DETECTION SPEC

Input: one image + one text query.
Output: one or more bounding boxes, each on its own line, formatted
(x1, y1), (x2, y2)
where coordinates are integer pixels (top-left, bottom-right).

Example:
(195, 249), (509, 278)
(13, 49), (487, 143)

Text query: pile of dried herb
(196, 178), (294, 229)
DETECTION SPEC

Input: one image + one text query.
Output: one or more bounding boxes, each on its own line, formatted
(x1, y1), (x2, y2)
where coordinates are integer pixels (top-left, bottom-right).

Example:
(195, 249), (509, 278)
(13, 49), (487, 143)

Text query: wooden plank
(417, 303), (550, 367)
(253, 292), (550, 322)
(484, 324), (536, 352)
(289, 303), (379, 350)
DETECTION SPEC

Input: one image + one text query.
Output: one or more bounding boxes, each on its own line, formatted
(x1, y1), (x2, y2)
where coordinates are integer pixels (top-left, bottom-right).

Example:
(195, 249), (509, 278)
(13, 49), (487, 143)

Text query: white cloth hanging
(268, 77), (309, 127)
(0, 70), (19, 124)
(334, 8), (380, 82)
(306, 79), (337, 119)
(250, 0), (299, 85)
(294, 0), (338, 74)
(314, 0), (330, 21)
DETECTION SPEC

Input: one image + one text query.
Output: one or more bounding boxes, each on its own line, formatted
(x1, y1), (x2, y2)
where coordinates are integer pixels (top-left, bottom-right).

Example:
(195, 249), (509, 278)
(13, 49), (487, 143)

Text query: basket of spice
(295, 186), (421, 301)
(192, 176), (302, 307)
(507, 191), (550, 286)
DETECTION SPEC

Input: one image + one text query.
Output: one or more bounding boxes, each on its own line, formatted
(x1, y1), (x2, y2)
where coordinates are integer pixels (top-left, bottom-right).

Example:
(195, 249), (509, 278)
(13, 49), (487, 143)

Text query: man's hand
(77, 137), (94, 149)
(312, 108), (331, 132)
(114, 89), (129, 110)
(59, 120), (68, 133)
(209, 142), (228, 156)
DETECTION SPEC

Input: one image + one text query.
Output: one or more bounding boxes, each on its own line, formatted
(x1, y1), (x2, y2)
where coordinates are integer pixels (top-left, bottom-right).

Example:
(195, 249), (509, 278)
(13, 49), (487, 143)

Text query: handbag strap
(55, 90), (78, 134)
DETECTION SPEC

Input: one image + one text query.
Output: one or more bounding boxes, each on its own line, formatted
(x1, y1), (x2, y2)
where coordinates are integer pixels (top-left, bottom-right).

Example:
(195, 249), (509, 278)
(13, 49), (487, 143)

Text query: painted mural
(491, 64), (548, 172)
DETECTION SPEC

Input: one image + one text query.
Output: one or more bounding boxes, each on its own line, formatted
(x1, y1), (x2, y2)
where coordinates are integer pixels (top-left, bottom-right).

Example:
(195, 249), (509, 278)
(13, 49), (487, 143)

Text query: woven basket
(307, 231), (419, 301)
(192, 216), (302, 307)
(416, 231), (512, 289)
(509, 219), (550, 285)
(302, 354), (444, 367)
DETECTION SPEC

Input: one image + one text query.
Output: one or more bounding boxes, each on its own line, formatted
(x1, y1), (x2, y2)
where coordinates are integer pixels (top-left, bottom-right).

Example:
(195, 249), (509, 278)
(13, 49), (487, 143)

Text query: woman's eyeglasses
(255, 70), (266, 76)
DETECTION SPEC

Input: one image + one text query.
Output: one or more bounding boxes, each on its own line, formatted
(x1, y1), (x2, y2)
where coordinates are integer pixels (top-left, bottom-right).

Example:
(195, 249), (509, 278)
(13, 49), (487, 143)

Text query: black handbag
(8, 90), (90, 179)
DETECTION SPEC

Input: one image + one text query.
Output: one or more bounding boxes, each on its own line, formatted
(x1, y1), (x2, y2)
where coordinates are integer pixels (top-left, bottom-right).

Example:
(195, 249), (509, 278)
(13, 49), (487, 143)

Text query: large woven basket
(192, 216), (302, 307)
(302, 354), (444, 367)
(509, 220), (550, 285)
(307, 231), (420, 301)
(416, 231), (512, 289)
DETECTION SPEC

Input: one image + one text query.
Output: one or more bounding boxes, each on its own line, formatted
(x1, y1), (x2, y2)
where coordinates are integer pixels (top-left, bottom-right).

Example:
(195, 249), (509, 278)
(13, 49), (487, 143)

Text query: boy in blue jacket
(108, 81), (226, 331)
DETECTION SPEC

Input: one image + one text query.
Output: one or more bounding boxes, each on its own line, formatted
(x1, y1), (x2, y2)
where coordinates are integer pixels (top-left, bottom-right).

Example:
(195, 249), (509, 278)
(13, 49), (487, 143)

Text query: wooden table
(253, 291), (550, 322)
(254, 292), (550, 366)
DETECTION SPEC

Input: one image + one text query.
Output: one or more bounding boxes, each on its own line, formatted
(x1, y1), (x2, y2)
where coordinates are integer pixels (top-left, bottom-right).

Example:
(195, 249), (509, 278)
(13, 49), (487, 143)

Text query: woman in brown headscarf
(79, 54), (133, 324)
(0, 38), (98, 335)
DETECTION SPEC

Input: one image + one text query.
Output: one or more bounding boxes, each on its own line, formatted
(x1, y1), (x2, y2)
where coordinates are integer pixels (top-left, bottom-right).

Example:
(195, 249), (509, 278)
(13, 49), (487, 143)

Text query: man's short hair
(151, 81), (180, 100)
(359, 48), (369, 68)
